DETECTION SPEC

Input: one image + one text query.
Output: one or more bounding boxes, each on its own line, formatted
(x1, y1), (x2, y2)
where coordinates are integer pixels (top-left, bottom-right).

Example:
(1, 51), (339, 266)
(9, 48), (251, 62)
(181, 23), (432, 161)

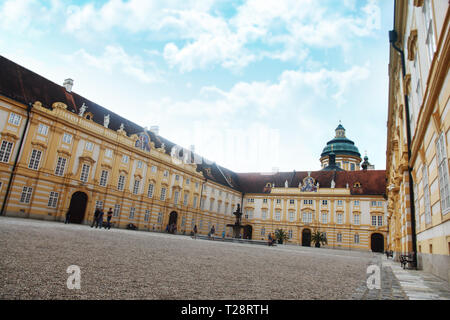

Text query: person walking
(210, 225), (215, 240)
(222, 230), (225, 240)
(106, 208), (113, 230)
(64, 210), (71, 224)
(193, 224), (198, 239)
(97, 208), (104, 229)
(91, 208), (100, 228)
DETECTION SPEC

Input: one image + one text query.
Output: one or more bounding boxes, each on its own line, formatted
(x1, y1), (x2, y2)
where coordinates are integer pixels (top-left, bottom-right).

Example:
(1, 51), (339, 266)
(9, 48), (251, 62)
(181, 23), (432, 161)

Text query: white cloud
(66, 45), (162, 84)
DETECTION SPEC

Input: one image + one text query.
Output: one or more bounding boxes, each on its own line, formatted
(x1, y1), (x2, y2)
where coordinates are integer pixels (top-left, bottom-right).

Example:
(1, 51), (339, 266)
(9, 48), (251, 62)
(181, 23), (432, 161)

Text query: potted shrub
(311, 230), (327, 248)
(275, 229), (289, 244)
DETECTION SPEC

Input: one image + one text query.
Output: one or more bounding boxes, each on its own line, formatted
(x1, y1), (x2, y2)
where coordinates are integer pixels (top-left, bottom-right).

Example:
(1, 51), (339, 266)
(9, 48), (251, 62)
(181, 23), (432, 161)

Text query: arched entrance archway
(302, 228), (311, 247)
(243, 225), (252, 239)
(68, 192), (88, 224)
(168, 211), (177, 234)
(371, 233), (384, 253)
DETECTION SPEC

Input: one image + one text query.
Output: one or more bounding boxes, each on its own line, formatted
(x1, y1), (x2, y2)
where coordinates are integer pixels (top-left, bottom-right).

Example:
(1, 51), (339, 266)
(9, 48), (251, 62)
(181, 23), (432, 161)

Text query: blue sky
(0, 0), (393, 173)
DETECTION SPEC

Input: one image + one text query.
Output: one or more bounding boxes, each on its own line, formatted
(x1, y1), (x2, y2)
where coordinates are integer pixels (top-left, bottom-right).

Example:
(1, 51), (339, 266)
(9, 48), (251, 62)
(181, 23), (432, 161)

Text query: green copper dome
(321, 124), (361, 158)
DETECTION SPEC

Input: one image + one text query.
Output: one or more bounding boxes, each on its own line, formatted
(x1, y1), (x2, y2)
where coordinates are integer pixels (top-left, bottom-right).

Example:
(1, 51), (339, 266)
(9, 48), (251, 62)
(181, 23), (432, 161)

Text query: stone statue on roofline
(285, 180), (289, 188)
(331, 179), (335, 189)
(104, 114), (110, 128)
(79, 103), (87, 117)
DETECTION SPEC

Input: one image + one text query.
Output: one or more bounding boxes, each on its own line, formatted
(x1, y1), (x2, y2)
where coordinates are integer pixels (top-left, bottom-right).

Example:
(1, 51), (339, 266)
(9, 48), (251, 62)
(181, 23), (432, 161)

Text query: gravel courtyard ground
(0, 217), (377, 300)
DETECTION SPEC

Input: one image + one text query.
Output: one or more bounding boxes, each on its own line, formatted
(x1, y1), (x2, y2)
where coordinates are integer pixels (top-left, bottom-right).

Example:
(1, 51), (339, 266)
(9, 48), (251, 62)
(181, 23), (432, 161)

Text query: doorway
(371, 233), (384, 253)
(168, 211), (178, 233)
(302, 228), (311, 247)
(68, 192), (88, 224)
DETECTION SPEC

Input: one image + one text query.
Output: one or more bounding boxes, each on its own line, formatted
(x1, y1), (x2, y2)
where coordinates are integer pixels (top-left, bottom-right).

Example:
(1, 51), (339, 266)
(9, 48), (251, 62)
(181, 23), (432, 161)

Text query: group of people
(267, 233), (276, 246)
(91, 208), (113, 229)
(165, 223), (177, 234)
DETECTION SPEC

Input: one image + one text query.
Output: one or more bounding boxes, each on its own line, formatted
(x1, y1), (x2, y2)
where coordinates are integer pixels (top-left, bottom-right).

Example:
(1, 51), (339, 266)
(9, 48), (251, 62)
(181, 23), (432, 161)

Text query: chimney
(150, 126), (159, 135)
(63, 78), (74, 92)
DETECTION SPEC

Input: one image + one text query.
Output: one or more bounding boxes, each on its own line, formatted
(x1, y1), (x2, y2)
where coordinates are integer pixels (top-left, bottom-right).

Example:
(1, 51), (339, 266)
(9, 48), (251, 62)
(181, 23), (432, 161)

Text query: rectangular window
(423, 165), (432, 224)
(193, 196), (198, 208)
(37, 123), (49, 136)
(85, 142), (93, 151)
(288, 230), (293, 239)
(303, 212), (313, 223)
(160, 187), (166, 201)
(372, 215), (377, 226)
(174, 191), (179, 205)
(354, 234), (360, 244)
(113, 204), (120, 217)
(289, 211), (295, 222)
(104, 148), (113, 158)
(54, 157), (67, 176)
(144, 209), (150, 222)
(337, 200), (343, 206)
(247, 198), (254, 203)
(80, 164), (90, 182)
(337, 233), (342, 243)
(129, 207), (135, 220)
(209, 199), (214, 211)
(99, 170), (109, 187)
(122, 155), (129, 163)
(350, 163), (355, 171)
(423, 0), (436, 63)
(163, 170), (169, 177)
(322, 200), (328, 206)
(151, 165), (157, 173)
(95, 200), (103, 209)
(175, 174), (180, 181)
(303, 199), (313, 205)
(186, 178), (190, 185)
(262, 209), (268, 220)
(261, 227), (265, 236)
(354, 200), (360, 206)
(47, 191), (59, 208)
(289, 199), (295, 205)
(181, 216), (186, 227)
(245, 209), (253, 219)
(62, 133), (72, 144)
(20, 186), (33, 203)
(337, 213), (343, 224)
(133, 179), (140, 195)
(276, 199), (281, 204)
(322, 213), (327, 224)
(436, 133), (450, 214)
(147, 183), (154, 198)
(118, 175), (126, 191)
(371, 201), (377, 207)
(217, 202), (221, 213)
(137, 160), (143, 169)
(354, 214), (360, 225)
(8, 112), (22, 125)
(157, 212), (162, 224)
(275, 210), (281, 221)
(28, 149), (42, 170)
(378, 216), (383, 227)
(0, 141), (14, 163)
(183, 194), (188, 206)
(263, 199), (268, 204)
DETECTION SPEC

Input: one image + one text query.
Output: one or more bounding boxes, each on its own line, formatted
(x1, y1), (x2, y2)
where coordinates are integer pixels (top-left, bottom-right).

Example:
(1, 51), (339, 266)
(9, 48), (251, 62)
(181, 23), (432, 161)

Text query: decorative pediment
(79, 155), (96, 164)
(1, 131), (19, 141)
(100, 163), (113, 170)
(52, 102), (67, 110)
(30, 140), (47, 149)
(56, 149), (71, 157)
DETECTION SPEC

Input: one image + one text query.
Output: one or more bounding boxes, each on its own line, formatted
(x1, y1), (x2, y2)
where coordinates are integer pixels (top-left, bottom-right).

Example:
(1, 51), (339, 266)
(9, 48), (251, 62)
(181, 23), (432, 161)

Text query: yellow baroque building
(387, 0), (449, 281)
(0, 55), (387, 252)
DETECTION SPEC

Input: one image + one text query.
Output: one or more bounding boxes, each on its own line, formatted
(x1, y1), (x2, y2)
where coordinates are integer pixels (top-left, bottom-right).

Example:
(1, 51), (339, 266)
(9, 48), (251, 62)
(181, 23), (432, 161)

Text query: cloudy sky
(0, 0), (393, 173)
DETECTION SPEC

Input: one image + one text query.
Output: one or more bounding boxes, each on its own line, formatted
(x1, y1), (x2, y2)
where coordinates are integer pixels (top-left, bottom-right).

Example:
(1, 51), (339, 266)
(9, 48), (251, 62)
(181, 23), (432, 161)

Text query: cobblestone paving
(0, 217), (374, 300)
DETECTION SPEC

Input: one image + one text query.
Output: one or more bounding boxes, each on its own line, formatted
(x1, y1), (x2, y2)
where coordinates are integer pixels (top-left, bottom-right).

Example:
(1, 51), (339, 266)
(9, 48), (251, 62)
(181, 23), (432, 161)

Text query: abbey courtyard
(0, 0), (449, 300)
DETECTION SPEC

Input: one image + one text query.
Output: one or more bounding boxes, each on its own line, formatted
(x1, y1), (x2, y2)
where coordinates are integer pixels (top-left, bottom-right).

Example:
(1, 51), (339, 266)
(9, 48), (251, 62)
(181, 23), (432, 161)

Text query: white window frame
(0, 140), (14, 163)
(85, 141), (94, 151)
(99, 170), (109, 187)
(160, 187), (166, 201)
(122, 155), (129, 164)
(436, 133), (450, 214)
(147, 183), (154, 198)
(423, 164), (432, 224)
(80, 164), (90, 182)
(144, 209), (150, 222)
(8, 113), (21, 126)
(37, 123), (49, 136)
(275, 210), (281, 221)
(28, 149), (42, 170)
(104, 148), (113, 158)
(47, 191), (59, 208)
(62, 133), (72, 144)
(113, 204), (121, 217)
(118, 175), (126, 191)
(129, 207), (135, 220)
(133, 179), (141, 195)
(54, 157), (67, 176)
(20, 186), (33, 203)
(354, 214), (360, 225)
(322, 213), (327, 224)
